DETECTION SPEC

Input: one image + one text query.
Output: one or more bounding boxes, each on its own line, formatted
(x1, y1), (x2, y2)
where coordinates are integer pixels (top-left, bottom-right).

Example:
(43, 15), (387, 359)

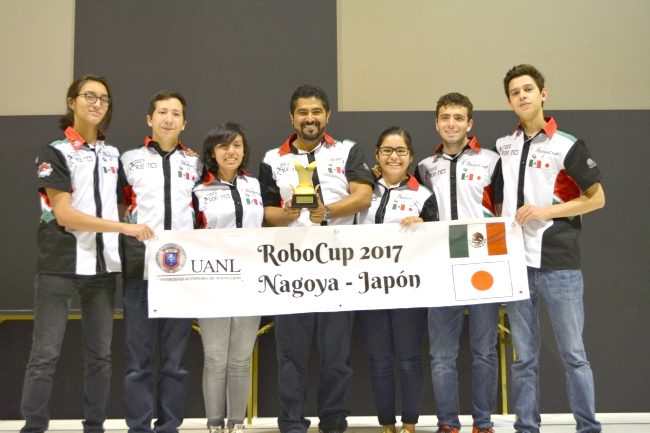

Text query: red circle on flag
(471, 270), (494, 291)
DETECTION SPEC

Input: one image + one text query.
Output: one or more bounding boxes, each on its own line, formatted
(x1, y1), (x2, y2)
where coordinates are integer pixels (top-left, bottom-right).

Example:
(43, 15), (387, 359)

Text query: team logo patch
(276, 162), (291, 175)
(156, 243), (187, 273)
(586, 158), (597, 168)
(37, 162), (53, 178)
(469, 232), (486, 248)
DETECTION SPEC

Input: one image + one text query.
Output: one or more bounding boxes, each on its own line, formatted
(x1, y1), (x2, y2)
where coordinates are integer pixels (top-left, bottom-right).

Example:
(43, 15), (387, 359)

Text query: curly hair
(503, 64), (545, 98)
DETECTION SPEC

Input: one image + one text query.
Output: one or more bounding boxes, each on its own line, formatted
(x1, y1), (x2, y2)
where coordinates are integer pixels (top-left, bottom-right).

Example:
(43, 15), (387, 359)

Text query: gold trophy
(291, 160), (319, 208)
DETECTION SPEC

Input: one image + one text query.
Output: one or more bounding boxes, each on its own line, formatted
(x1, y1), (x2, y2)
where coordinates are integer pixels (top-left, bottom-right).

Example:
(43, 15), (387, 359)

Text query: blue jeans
(428, 303), (499, 430)
(357, 308), (427, 426)
(508, 268), (601, 433)
(122, 279), (193, 433)
(275, 312), (354, 433)
(20, 273), (115, 433)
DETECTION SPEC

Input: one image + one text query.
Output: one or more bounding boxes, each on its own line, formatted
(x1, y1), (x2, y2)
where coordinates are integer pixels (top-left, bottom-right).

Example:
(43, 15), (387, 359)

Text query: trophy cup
(291, 160), (319, 208)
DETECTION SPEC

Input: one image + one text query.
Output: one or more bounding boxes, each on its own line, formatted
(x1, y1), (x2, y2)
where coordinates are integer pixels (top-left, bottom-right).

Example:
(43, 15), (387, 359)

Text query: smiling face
(435, 104), (473, 150)
(507, 74), (548, 123)
(147, 97), (186, 148)
(214, 134), (245, 180)
(68, 80), (109, 130)
(290, 96), (330, 146)
(376, 134), (413, 184)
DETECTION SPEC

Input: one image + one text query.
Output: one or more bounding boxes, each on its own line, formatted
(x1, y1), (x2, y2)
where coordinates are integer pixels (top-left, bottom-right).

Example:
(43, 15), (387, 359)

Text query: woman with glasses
(192, 123), (263, 433)
(357, 126), (438, 433)
(20, 74), (154, 433)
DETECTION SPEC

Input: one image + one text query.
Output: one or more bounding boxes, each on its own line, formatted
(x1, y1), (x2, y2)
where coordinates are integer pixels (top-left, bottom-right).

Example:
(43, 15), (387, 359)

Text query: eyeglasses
(77, 92), (111, 107)
(377, 147), (410, 156)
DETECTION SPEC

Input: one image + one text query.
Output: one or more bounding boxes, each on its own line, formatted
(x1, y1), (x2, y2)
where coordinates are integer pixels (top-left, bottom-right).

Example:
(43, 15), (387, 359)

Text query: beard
(297, 120), (326, 142)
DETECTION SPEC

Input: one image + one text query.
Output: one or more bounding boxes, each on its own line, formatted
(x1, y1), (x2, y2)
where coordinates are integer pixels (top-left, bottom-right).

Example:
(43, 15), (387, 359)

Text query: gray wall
(1, 0), (648, 418)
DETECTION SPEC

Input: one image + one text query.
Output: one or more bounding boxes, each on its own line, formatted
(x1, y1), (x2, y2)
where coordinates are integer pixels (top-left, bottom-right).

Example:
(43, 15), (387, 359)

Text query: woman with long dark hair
(20, 74), (153, 433)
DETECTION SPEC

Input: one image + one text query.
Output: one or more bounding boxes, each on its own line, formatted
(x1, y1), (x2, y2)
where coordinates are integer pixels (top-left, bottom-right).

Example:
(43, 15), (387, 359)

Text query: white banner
(146, 218), (529, 318)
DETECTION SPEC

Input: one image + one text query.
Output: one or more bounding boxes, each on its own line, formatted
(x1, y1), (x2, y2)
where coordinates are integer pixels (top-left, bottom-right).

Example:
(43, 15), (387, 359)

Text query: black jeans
(21, 273), (115, 433)
(122, 279), (192, 433)
(275, 311), (354, 433)
(357, 307), (427, 426)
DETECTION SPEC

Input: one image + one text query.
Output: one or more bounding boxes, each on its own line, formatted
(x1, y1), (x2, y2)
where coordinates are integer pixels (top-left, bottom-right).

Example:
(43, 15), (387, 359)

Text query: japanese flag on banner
(451, 261), (513, 301)
(449, 222), (507, 259)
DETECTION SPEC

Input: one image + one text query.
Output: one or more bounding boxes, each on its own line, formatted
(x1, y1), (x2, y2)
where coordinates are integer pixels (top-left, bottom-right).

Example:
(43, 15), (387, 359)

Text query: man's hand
(371, 163), (382, 178)
(308, 195), (326, 224)
(122, 224), (155, 242)
(515, 204), (550, 226)
(283, 200), (302, 223)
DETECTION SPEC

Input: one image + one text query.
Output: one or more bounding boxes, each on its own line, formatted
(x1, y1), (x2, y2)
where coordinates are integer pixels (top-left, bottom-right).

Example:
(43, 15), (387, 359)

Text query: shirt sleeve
(192, 191), (207, 229)
(491, 158), (504, 205)
(259, 160), (281, 207)
(419, 193), (439, 222)
(344, 144), (375, 185)
(36, 143), (71, 192)
(564, 138), (602, 191)
(414, 163), (424, 185)
(116, 159), (126, 204)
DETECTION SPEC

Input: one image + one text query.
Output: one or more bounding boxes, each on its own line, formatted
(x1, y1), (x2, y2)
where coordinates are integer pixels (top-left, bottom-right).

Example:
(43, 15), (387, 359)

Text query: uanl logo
(156, 243), (187, 273)
(469, 232), (486, 248)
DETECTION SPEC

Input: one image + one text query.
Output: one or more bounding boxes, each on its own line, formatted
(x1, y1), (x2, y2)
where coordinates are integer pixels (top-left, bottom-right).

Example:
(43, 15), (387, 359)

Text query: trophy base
(292, 194), (318, 208)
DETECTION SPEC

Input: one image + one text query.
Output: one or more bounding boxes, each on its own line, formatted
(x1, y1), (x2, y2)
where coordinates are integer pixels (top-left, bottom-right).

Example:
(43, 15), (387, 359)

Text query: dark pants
(21, 273), (115, 433)
(357, 308), (427, 426)
(122, 279), (192, 433)
(275, 311), (354, 433)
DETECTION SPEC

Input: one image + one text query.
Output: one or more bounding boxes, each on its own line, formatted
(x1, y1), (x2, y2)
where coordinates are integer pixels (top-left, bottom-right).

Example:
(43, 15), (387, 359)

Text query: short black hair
(148, 90), (187, 119)
(289, 84), (330, 113)
(435, 92), (474, 120)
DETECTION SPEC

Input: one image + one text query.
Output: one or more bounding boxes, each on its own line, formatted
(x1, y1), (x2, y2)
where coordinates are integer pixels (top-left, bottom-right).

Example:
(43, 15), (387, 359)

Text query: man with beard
(259, 84), (374, 433)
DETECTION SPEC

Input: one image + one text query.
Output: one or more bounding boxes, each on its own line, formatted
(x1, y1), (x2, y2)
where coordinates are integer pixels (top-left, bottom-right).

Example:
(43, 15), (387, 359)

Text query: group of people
(21, 63), (605, 433)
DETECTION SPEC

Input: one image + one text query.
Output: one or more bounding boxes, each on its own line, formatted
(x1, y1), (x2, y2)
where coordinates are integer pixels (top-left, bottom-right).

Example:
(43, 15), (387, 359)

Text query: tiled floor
(1, 414), (648, 433)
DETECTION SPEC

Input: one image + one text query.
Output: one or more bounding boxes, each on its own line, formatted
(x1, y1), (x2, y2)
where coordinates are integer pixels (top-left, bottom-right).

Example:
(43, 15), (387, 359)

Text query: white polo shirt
(193, 171), (264, 229)
(495, 117), (602, 269)
(259, 133), (374, 226)
(358, 174), (438, 225)
(119, 136), (203, 278)
(416, 137), (501, 221)
(35, 126), (121, 275)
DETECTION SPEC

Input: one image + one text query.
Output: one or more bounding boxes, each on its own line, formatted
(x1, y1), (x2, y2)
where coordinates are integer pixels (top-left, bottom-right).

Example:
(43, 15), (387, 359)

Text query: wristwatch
(323, 205), (332, 223)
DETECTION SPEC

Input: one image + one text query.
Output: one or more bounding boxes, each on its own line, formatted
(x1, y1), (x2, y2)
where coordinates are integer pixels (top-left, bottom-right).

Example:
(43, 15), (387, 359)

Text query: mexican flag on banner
(448, 221), (513, 301)
(448, 222), (507, 259)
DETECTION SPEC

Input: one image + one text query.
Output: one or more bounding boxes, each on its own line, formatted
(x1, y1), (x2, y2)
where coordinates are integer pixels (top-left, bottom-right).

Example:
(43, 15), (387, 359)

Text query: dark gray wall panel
(73, 0), (337, 163)
(0, 116), (58, 312)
